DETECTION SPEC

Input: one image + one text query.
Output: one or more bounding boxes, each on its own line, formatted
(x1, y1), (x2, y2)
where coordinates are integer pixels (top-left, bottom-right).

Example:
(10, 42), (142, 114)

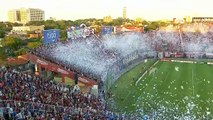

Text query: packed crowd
(142, 23), (213, 56)
(3, 23), (213, 119)
(30, 39), (117, 81)
(30, 23), (213, 84)
(28, 23), (213, 86)
(30, 33), (154, 82)
(0, 67), (122, 120)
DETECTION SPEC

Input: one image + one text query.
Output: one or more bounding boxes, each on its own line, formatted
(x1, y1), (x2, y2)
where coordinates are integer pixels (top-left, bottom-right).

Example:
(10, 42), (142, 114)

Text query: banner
(102, 26), (112, 35)
(67, 26), (94, 40)
(175, 53), (184, 58)
(164, 52), (171, 58)
(43, 29), (60, 44)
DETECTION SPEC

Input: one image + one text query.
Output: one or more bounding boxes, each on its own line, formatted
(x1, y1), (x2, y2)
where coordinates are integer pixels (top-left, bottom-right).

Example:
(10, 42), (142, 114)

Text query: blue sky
(0, 0), (213, 21)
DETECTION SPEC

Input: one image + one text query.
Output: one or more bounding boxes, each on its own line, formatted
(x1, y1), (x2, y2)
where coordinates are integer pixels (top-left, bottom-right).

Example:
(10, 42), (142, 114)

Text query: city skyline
(1, 0), (213, 21)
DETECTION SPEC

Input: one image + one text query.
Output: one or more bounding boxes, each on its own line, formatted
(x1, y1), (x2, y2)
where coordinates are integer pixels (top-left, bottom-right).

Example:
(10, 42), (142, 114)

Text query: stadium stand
(1, 23), (213, 119)
(0, 67), (120, 119)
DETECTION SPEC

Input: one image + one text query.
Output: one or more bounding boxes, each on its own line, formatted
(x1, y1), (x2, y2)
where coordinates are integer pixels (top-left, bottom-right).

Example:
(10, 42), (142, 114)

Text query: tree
(60, 30), (67, 42)
(1, 37), (24, 57)
(13, 22), (23, 26)
(57, 20), (66, 30)
(0, 30), (5, 38)
(27, 42), (41, 49)
(27, 21), (45, 26)
(0, 47), (6, 59)
(1, 37), (23, 50)
(44, 20), (59, 30)
(142, 20), (150, 26)
(15, 48), (28, 56)
(94, 21), (101, 26)
(105, 22), (113, 26)
(143, 21), (160, 32)
(112, 17), (124, 26)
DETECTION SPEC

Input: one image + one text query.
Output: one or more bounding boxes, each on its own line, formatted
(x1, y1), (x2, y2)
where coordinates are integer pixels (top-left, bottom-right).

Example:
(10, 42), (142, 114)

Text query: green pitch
(108, 59), (213, 118)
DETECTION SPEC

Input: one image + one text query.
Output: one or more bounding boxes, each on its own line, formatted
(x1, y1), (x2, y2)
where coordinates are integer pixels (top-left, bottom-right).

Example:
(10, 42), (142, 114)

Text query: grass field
(109, 59), (213, 119)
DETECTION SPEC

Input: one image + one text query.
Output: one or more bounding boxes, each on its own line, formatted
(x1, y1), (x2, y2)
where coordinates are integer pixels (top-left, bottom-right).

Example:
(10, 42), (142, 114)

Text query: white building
(8, 10), (21, 23)
(8, 8), (45, 24)
(12, 25), (44, 34)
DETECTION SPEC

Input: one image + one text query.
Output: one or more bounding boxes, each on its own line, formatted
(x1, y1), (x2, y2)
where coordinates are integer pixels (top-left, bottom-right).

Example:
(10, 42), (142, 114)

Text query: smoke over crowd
(32, 23), (213, 82)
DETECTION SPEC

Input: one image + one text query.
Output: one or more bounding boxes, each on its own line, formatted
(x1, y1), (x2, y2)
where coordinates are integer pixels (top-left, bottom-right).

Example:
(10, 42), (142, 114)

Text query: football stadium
(1, 23), (213, 119)
(106, 23), (213, 119)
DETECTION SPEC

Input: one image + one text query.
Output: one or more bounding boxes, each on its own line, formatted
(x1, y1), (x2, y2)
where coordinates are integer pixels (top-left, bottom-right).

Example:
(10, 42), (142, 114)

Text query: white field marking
(135, 60), (159, 86)
(135, 61), (170, 107)
(191, 69), (195, 96)
(164, 71), (170, 83)
(135, 68), (161, 106)
(135, 71), (147, 86)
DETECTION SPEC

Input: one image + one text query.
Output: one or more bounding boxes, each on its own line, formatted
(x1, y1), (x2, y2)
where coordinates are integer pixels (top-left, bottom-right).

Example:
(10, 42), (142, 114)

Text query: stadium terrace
(30, 33), (156, 84)
(2, 23), (213, 119)
(29, 23), (213, 89)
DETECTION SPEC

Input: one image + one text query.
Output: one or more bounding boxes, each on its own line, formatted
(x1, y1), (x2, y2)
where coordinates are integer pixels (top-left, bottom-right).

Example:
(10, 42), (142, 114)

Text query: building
(12, 25), (44, 34)
(20, 8), (28, 24)
(28, 33), (42, 39)
(20, 8), (45, 24)
(28, 8), (44, 22)
(123, 7), (127, 20)
(192, 17), (213, 23)
(103, 16), (112, 23)
(8, 10), (21, 23)
(8, 8), (45, 24)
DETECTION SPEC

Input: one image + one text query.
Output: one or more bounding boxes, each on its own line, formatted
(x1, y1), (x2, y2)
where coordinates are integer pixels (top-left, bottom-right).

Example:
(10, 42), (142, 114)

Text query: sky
(0, 0), (213, 21)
